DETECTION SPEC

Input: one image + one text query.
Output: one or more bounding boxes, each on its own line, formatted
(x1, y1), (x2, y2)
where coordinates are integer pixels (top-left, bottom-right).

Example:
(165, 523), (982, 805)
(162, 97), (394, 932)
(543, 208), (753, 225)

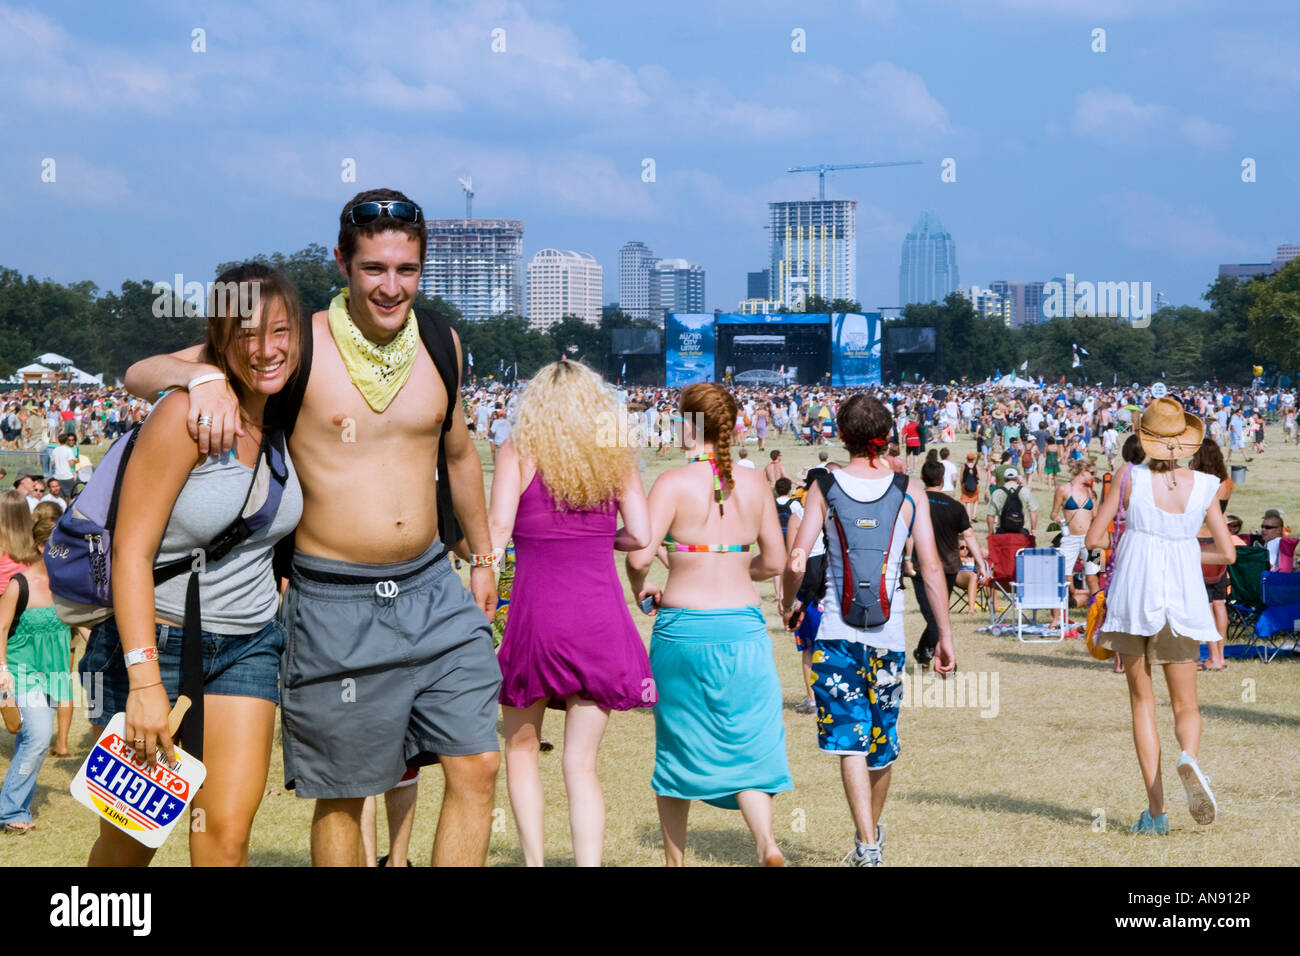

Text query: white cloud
(1218, 33), (1300, 92)
(354, 68), (462, 112)
(810, 63), (952, 140)
(1105, 190), (1255, 259)
(33, 155), (131, 206)
(0, 5), (197, 115)
(1179, 115), (1231, 149)
(212, 130), (661, 222)
(1072, 89), (1161, 140)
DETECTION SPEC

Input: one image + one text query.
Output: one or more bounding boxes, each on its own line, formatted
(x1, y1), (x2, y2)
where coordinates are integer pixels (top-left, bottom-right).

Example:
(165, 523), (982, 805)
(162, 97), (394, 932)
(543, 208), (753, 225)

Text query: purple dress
(497, 474), (655, 712)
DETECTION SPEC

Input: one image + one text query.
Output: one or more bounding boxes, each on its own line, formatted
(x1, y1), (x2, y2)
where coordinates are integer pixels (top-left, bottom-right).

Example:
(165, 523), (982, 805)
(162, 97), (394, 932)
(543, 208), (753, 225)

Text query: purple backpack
(47, 423), (287, 758)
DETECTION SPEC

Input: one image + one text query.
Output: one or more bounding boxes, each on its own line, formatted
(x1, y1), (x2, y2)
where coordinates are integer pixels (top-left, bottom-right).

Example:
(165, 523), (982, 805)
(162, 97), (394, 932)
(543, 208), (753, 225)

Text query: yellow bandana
(328, 290), (419, 413)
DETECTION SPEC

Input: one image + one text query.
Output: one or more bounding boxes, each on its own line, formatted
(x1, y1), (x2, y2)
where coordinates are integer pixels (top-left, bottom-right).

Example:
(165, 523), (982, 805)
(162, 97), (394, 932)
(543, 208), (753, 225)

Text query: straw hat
(1138, 397), (1204, 460)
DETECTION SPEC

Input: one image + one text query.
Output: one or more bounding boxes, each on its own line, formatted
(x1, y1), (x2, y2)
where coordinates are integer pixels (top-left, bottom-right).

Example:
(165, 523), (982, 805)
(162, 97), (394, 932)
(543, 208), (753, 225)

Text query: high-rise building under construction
(420, 219), (524, 321)
(767, 200), (857, 308)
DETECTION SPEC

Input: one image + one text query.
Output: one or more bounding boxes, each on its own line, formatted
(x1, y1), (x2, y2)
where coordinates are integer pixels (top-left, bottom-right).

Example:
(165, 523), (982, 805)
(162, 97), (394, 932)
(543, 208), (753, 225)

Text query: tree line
(888, 261), (1300, 387)
(2, 246), (1296, 387)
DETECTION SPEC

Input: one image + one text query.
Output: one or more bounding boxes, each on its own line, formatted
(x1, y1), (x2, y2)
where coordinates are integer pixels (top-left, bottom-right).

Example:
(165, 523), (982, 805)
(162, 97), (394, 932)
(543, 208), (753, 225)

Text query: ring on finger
(197, 415), (214, 427)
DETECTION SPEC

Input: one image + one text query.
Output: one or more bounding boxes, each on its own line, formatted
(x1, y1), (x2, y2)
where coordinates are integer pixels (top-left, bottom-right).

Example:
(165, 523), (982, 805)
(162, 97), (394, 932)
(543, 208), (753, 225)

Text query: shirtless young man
(125, 189), (501, 866)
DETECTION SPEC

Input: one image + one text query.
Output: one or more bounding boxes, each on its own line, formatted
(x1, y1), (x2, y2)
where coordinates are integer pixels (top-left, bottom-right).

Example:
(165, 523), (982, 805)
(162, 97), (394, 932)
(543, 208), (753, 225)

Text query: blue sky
(2, 0), (1296, 314)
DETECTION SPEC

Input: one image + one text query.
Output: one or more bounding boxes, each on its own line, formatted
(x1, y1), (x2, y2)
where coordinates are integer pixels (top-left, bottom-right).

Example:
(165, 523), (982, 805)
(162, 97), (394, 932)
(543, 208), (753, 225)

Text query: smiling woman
(79, 261), (304, 867)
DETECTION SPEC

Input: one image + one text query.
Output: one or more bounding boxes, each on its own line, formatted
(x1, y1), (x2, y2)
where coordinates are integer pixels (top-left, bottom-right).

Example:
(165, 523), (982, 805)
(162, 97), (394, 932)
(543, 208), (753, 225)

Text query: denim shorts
(79, 616), (284, 727)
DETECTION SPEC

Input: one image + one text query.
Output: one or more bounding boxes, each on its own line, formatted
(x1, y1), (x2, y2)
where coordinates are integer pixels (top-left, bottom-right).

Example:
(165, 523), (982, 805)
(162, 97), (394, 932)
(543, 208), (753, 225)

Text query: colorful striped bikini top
(663, 535), (752, 553)
(665, 452), (753, 553)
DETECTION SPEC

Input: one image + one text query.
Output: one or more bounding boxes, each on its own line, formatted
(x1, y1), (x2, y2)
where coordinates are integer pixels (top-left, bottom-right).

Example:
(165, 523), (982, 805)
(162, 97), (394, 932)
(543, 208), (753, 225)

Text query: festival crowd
(3, 188), (1288, 864)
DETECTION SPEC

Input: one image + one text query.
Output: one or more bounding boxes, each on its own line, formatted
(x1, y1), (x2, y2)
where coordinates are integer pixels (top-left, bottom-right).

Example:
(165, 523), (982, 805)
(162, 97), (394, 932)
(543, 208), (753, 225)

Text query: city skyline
(3, 1), (1296, 317)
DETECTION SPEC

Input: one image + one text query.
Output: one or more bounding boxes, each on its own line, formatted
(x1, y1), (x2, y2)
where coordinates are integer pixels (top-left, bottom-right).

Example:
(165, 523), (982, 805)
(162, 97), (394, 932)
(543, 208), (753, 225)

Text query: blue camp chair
(1250, 571), (1300, 663)
(1013, 548), (1068, 643)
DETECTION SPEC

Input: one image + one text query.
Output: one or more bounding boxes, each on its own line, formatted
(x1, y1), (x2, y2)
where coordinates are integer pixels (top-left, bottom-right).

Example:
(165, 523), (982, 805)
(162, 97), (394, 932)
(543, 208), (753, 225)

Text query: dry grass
(4, 420), (1298, 866)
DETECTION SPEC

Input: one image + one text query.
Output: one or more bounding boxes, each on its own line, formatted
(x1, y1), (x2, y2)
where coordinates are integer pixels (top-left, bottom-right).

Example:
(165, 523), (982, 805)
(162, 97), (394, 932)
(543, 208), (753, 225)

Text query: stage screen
(611, 328), (662, 355)
(886, 325), (936, 354)
(664, 313), (715, 386)
(715, 313), (830, 385)
(830, 313), (882, 387)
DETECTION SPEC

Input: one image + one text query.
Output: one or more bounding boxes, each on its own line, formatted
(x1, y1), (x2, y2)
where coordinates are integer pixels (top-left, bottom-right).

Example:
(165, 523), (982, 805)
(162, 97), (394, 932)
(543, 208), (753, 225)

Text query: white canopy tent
(9, 358), (104, 387)
(35, 352), (76, 366)
(997, 374), (1037, 388)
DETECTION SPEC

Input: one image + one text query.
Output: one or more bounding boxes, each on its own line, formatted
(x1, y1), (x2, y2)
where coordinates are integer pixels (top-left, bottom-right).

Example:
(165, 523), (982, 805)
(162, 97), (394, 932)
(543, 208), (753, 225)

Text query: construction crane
(786, 161), (923, 200)
(458, 176), (474, 218)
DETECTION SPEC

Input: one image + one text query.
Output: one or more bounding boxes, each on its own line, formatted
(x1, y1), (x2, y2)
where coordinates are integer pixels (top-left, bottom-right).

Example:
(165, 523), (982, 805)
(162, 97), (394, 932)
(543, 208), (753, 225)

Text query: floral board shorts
(810, 640), (905, 767)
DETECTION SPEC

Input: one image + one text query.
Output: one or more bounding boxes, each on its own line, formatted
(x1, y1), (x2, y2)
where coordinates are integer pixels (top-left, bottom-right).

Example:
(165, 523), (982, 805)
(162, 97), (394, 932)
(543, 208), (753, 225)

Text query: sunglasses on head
(345, 200), (423, 226)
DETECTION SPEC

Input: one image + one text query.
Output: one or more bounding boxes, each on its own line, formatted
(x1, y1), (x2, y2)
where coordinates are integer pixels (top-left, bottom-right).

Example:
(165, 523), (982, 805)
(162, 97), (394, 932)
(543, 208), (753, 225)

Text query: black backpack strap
(269, 312), (314, 581)
(8, 574), (28, 639)
(415, 307), (463, 550)
(413, 307), (460, 435)
(815, 471), (836, 504)
(104, 424), (146, 536)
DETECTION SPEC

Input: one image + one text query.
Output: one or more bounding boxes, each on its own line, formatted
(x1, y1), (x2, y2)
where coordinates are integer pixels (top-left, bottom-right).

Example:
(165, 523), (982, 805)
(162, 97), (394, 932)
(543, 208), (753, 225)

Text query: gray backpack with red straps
(816, 471), (914, 628)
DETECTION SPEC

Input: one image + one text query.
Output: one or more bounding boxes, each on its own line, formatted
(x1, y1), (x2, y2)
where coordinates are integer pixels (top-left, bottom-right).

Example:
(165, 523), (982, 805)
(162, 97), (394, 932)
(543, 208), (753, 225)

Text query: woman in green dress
(0, 501), (71, 832)
(1044, 438), (1061, 489)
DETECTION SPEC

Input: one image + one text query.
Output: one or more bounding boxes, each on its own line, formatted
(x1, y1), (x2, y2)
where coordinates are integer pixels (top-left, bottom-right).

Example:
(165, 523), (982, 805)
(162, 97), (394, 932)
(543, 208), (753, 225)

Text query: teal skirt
(650, 606), (793, 810)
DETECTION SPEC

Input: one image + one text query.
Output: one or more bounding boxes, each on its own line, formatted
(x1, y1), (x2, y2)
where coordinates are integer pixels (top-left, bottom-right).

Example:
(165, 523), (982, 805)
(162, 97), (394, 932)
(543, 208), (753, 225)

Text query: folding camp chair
(1250, 571), (1300, 662)
(1014, 548), (1068, 642)
(1226, 545), (1269, 644)
(982, 533), (1035, 628)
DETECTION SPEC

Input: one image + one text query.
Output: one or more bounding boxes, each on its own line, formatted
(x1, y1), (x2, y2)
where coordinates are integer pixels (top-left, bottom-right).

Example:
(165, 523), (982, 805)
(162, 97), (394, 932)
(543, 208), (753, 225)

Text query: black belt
(293, 548), (447, 586)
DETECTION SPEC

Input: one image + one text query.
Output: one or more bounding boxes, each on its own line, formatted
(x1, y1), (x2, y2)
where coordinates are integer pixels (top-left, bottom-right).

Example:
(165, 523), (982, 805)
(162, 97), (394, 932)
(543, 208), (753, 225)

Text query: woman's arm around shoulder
(124, 344), (242, 455)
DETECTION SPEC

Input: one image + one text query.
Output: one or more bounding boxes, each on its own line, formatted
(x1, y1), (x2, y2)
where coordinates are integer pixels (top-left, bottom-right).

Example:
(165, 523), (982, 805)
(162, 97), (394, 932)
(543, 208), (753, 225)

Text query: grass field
(4, 422), (1298, 866)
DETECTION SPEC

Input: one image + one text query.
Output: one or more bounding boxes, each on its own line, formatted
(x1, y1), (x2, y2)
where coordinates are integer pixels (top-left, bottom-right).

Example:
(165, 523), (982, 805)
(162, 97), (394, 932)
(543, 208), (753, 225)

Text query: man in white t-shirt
(50, 432), (79, 500)
(938, 447), (959, 492)
(779, 394), (953, 867)
(488, 413), (511, 463)
(736, 448), (757, 469)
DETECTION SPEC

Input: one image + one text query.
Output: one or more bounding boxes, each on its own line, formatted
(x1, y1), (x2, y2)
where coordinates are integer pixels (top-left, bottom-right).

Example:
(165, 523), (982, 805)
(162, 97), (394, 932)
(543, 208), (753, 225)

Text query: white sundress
(1101, 465), (1222, 642)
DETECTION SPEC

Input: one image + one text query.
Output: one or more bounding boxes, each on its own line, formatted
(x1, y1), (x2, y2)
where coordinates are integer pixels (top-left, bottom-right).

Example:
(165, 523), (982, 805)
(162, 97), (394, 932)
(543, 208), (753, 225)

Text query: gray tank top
(153, 445), (302, 633)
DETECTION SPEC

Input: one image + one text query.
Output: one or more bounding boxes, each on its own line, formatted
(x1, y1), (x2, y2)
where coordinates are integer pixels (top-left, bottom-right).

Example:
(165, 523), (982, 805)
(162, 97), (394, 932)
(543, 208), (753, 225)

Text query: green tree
(548, 315), (604, 367)
(1247, 259), (1300, 375)
(215, 244), (344, 314)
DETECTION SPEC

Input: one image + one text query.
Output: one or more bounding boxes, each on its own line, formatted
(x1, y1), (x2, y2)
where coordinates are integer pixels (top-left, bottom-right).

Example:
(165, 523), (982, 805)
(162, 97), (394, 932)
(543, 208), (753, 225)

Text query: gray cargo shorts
(279, 541), (502, 799)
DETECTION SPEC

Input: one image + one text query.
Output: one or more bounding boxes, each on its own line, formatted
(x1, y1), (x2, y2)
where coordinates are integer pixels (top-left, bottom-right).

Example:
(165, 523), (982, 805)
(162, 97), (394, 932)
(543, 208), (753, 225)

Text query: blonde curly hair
(512, 359), (638, 510)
